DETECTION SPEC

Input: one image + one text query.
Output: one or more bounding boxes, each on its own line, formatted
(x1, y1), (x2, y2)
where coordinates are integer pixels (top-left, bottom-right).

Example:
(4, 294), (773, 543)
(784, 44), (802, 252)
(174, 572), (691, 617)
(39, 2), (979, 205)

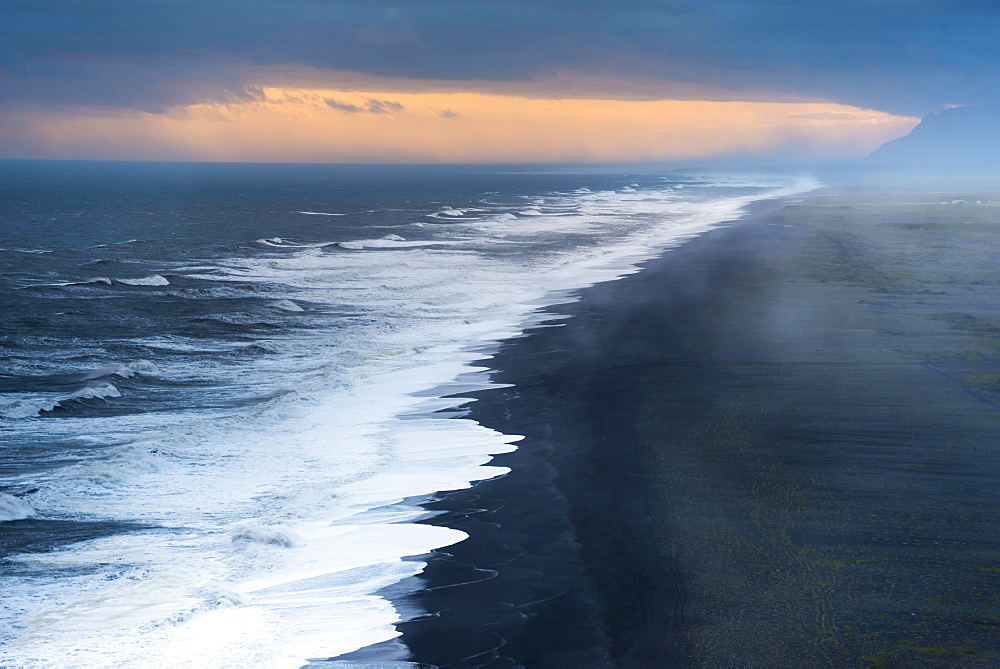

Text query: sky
(2, 1), (996, 163)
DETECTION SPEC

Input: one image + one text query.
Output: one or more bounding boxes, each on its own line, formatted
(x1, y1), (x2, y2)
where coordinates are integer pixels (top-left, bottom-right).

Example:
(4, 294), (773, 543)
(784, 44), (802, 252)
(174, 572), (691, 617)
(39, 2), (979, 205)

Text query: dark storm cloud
(2, 0), (999, 114)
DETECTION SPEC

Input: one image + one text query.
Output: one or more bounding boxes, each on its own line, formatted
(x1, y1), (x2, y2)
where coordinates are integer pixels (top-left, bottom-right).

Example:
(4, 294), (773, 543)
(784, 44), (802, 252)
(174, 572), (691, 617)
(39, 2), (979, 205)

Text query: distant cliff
(868, 105), (1000, 164)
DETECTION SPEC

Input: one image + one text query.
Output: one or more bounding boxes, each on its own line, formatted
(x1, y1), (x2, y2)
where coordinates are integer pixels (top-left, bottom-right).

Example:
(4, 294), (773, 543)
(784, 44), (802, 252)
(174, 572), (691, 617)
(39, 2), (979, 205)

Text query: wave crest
(231, 524), (301, 548)
(117, 275), (169, 286)
(0, 493), (35, 522)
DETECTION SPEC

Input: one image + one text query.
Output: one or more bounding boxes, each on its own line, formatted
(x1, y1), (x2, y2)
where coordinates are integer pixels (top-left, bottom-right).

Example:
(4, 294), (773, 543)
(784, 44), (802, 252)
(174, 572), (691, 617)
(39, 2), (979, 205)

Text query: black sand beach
(339, 193), (1000, 667)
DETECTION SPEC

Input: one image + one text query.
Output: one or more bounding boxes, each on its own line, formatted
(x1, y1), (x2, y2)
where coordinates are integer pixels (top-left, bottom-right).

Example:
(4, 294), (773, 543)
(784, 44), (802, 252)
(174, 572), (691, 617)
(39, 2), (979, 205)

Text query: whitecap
(0, 397), (61, 419)
(83, 360), (160, 380)
(1, 380), (124, 420)
(69, 382), (122, 401)
(117, 275), (169, 286)
(269, 300), (305, 312)
(197, 583), (248, 609)
(257, 238), (330, 249)
(296, 211), (346, 216)
(231, 524), (301, 548)
(123, 360), (160, 377)
(0, 493), (35, 522)
(432, 206), (465, 217)
(72, 445), (169, 488)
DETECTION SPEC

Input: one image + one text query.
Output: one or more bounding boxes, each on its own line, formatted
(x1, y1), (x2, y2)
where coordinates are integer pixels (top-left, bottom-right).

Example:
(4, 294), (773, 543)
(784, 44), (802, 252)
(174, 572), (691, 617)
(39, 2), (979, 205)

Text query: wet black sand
(337, 195), (1000, 667)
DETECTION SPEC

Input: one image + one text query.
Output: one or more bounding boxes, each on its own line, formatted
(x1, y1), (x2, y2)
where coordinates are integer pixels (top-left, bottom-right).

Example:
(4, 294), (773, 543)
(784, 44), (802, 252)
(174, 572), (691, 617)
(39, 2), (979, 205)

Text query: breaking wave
(0, 493), (35, 522)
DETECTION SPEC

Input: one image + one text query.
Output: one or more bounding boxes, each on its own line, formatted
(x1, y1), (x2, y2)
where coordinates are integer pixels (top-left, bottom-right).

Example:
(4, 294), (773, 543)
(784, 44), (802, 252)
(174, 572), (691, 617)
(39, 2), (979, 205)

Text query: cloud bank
(0, 87), (916, 163)
(3, 1), (999, 115)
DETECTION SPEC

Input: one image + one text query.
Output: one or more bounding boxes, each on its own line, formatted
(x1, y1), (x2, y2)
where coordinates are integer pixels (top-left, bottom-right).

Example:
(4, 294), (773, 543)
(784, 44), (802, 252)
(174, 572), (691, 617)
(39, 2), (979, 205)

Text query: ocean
(0, 161), (814, 666)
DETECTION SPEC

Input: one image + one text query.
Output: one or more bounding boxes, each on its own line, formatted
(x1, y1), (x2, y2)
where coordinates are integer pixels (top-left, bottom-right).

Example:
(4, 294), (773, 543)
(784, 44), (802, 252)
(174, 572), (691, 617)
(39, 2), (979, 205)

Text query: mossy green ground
(634, 194), (1000, 666)
(786, 196), (1000, 401)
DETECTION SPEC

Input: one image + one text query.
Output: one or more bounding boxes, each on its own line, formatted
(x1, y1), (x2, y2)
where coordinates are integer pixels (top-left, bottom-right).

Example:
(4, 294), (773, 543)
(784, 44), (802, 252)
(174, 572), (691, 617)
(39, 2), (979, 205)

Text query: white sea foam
(0, 173), (818, 666)
(0, 396), (62, 419)
(0, 382), (123, 419)
(0, 493), (35, 521)
(231, 524), (302, 548)
(83, 360), (160, 380)
(69, 382), (122, 401)
(331, 238), (455, 250)
(124, 360), (160, 376)
(258, 237), (334, 249)
(269, 299), (304, 312)
(117, 274), (170, 286)
(71, 444), (170, 487)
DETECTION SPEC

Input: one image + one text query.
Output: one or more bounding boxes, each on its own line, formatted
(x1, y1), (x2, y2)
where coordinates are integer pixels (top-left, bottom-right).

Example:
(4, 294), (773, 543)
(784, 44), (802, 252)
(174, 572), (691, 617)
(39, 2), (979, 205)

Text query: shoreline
(337, 190), (1000, 666)
(332, 197), (800, 667)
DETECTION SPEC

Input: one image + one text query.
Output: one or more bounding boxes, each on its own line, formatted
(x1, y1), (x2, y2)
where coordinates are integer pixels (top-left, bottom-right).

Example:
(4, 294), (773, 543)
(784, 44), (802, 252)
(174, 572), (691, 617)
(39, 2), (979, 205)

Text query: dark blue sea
(0, 160), (813, 665)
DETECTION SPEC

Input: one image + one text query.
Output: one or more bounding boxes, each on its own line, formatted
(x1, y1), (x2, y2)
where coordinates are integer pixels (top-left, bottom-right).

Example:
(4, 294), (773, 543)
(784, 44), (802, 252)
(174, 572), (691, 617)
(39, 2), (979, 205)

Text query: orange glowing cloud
(1, 86), (919, 163)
